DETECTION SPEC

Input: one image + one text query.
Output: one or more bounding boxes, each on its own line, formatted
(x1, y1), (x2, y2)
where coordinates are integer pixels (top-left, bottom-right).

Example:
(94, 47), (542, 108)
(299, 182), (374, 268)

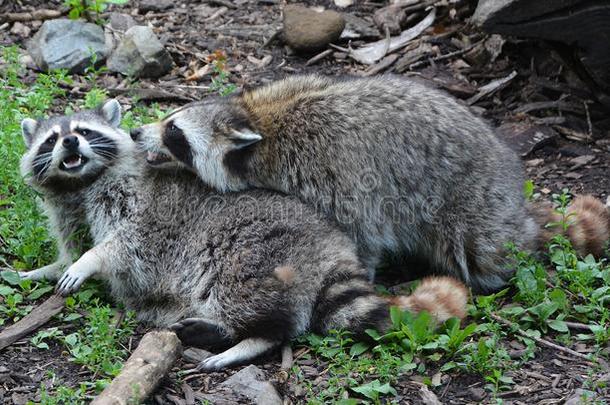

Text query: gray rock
(220, 365), (282, 405)
(27, 19), (109, 73)
(182, 347), (213, 363)
(283, 5), (345, 52)
(108, 12), (137, 32)
(107, 25), (173, 78)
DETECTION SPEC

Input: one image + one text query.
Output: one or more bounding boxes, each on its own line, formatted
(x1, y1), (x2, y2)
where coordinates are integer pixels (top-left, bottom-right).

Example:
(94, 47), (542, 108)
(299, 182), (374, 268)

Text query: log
(0, 294), (65, 351)
(91, 330), (182, 405)
(473, 0), (610, 107)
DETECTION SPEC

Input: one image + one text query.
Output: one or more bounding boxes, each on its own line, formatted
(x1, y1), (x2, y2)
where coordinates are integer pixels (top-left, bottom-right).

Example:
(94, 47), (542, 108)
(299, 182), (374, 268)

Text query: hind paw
(170, 318), (231, 349)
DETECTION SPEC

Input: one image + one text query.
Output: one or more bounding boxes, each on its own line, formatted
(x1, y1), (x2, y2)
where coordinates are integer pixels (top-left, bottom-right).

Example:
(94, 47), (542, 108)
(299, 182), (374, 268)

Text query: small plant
(65, 0), (129, 22)
(208, 50), (237, 97)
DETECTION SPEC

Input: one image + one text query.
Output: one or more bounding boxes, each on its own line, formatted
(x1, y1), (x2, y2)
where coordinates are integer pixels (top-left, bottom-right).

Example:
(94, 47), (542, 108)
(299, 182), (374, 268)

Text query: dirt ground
(1, 0), (609, 404)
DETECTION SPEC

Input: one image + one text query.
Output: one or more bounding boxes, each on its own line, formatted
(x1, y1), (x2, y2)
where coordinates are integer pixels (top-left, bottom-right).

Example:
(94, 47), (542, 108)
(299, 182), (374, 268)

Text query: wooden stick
(0, 9), (65, 22)
(0, 294), (65, 351)
(91, 330), (182, 405)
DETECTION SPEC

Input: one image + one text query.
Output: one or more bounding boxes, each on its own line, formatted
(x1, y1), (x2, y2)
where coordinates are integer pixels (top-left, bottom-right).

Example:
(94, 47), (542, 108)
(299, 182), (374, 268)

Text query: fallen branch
(92, 330), (182, 405)
(489, 313), (598, 365)
(466, 70), (517, 105)
(338, 8), (436, 65)
(0, 294), (65, 351)
(0, 9), (65, 22)
(305, 49), (333, 66)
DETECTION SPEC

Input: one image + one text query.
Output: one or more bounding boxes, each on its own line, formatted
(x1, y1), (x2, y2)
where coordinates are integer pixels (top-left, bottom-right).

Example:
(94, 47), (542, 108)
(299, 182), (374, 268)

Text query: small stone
(108, 12), (137, 32)
(27, 19), (109, 73)
(182, 347), (213, 363)
(468, 387), (486, 401)
(220, 365), (282, 405)
(139, 0), (174, 13)
(283, 5), (346, 52)
(107, 26), (173, 78)
(10, 22), (31, 37)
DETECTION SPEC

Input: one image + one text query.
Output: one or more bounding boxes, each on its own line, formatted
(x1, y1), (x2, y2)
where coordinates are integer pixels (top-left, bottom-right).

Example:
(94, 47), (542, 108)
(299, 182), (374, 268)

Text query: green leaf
(349, 342), (369, 356)
(1, 270), (22, 285)
(523, 180), (534, 200)
(547, 319), (569, 333)
(0, 285), (16, 296)
(390, 306), (402, 329)
(28, 286), (54, 300)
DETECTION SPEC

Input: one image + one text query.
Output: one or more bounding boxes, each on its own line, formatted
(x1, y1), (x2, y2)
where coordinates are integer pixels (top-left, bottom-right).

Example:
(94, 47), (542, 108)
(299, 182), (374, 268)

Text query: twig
(0, 9), (65, 22)
(305, 49), (333, 66)
(564, 321), (593, 332)
(583, 101), (593, 140)
(408, 39), (484, 70)
(0, 295), (66, 351)
(281, 343), (293, 371)
(489, 313), (598, 364)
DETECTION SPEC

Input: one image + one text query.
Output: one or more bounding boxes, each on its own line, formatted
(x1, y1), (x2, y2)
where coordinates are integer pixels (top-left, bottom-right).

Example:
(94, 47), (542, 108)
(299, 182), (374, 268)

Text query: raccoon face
(20, 100), (130, 191)
(134, 100), (262, 191)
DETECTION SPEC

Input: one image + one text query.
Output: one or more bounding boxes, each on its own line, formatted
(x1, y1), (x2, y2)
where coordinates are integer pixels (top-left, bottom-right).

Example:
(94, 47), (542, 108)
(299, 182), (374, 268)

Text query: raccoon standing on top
(18, 101), (467, 371)
(134, 74), (610, 293)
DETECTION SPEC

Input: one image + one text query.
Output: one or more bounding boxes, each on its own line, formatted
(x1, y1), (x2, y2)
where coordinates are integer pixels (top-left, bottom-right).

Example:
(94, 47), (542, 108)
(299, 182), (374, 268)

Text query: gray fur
(19, 103), (398, 370)
(138, 74), (539, 292)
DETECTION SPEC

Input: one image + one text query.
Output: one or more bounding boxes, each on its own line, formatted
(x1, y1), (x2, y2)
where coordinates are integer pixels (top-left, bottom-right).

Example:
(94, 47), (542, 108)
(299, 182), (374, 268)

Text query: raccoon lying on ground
(133, 74), (610, 293)
(18, 101), (467, 371)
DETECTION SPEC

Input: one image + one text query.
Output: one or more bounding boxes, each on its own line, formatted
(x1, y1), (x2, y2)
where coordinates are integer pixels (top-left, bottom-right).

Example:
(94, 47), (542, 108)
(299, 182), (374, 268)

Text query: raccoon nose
(130, 128), (142, 141)
(62, 135), (79, 150)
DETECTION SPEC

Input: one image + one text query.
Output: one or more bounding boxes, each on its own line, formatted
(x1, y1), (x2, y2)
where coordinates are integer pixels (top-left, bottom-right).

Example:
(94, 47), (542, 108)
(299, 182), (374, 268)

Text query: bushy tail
(388, 276), (468, 323)
(313, 275), (468, 337)
(533, 195), (610, 257)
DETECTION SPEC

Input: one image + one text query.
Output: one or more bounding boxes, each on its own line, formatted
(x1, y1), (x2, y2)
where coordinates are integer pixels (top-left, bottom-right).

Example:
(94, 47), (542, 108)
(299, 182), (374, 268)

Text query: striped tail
(312, 271), (468, 337)
(533, 195), (610, 257)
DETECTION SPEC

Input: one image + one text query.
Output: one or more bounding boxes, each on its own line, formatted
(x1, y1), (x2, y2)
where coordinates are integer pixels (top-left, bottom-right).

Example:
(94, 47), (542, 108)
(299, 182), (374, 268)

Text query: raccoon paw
(55, 267), (88, 296)
(19, 262), (65, 281)
(170, 318), (231, 349)
(196, 338), (279, 372)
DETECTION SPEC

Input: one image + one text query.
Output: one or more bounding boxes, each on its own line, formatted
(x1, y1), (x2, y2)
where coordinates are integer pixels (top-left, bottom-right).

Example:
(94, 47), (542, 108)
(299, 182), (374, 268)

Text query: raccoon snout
(62, 135), (79, 151)
(130, 128), (142, 141)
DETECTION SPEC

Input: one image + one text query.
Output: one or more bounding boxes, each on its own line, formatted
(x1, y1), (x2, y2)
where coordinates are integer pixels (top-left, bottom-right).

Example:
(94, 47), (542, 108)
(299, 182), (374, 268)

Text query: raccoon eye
(45, 134), (57, 145)
(78, 128), (92, 137)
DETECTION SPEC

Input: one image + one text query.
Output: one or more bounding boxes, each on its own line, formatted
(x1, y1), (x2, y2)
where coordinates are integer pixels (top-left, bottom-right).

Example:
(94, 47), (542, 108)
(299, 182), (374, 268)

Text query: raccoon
(19, 101), (468, 371)
(133, 74), (610, 292)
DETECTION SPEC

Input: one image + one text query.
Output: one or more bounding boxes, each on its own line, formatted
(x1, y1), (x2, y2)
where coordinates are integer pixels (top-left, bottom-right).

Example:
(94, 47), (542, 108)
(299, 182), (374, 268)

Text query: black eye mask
(163, 121), (193, 167)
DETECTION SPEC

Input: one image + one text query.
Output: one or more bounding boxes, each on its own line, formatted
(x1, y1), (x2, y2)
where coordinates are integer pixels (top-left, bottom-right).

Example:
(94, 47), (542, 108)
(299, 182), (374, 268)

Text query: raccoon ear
(101, 99), (122, 127)
(21, 118), (38, 148)
(228, 128), (262, 149)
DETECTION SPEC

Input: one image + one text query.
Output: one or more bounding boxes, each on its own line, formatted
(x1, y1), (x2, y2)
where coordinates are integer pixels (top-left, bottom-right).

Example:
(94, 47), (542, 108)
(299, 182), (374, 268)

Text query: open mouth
(146, 151), (173, 166)
(60, 154), (88, 171)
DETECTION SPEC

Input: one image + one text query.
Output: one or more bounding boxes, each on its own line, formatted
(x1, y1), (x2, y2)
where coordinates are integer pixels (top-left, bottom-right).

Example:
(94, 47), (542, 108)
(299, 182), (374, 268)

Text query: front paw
(19, 264), (64, 281)
(55, 267), (87, 296)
